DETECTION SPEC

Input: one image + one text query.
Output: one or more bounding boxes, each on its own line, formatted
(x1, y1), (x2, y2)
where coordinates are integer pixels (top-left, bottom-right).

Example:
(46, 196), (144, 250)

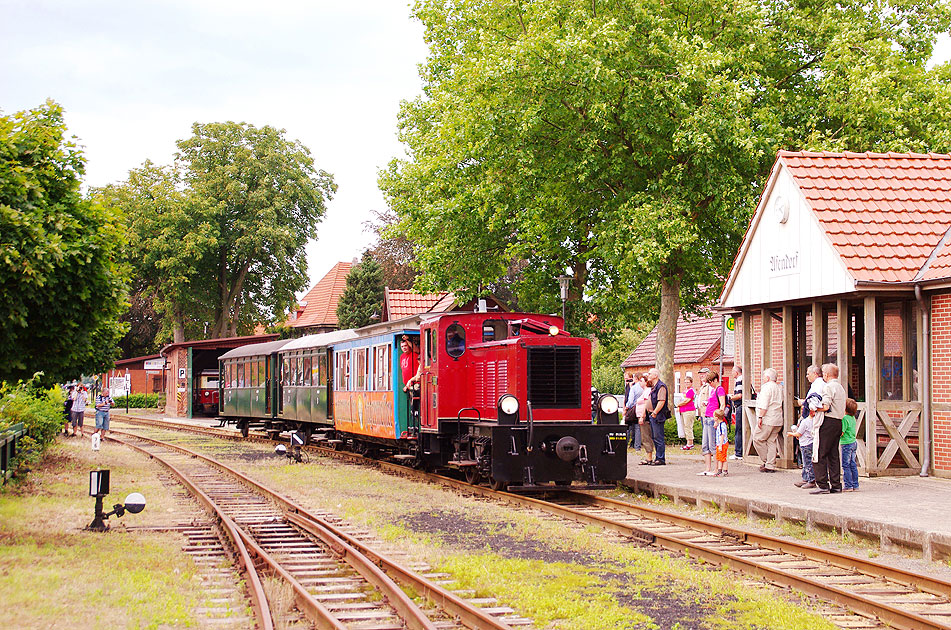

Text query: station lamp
(557, 275), (571, 324)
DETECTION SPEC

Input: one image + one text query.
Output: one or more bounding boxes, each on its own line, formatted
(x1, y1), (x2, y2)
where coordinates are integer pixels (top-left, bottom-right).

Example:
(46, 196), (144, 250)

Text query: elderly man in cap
(753, 367), (784, 472)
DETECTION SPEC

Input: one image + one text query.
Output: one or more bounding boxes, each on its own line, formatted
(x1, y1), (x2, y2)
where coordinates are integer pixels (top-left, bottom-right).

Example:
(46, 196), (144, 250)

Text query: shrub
(0, 379), (64, 470)
(111, 393), (165, 409)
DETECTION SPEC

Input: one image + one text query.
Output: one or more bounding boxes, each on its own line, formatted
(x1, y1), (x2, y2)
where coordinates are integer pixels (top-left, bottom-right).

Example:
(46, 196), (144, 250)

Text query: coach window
(482, 319), (508, 342)
(335, 352), (350, 390)
(237, 361), (245, 388)
(302, 356), (312, 387)
(372, 343), (391, 391)
(250, 360), (257, 387)
(425, 329), (436, 366)
(318, 354), (327, 384)
(281, 357), (290, 386)
(446, 324), (465, 358)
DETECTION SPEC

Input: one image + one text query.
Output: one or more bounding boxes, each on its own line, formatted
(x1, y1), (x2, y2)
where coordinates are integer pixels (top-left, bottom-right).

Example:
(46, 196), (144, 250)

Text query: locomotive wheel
(238, 420), (249, 438)
(464, 468), (481, 485)
(488, 476), (507, 492)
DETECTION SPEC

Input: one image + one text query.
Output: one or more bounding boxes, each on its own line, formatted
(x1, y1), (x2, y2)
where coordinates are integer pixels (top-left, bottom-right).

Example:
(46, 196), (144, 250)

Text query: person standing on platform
(713, 408), (730, 476)
(624, 375), (643, 449)
(93, 390), (114, 445)
(841, 398), (859, 491)
(646, 368), (669, 466)
(677, 375), (696, 451)
(729, 366), (744, 460)
(789, 412), (816, 488)
(696, 368), (711, 413)
(812, 363), (846, 494)
(698, 371), (726, 476)
(636, 375), (654, 464)
(753, 368), (784, 472)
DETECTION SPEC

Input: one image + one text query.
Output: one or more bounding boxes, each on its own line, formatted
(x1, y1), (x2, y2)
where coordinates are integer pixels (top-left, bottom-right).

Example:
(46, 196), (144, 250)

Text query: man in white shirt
(753, 368), (784, 472)
(812, 363), (846, 494)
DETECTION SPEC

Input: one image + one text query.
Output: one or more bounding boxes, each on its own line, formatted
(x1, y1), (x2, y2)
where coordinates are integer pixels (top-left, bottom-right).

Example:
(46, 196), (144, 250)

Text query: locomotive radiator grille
(526, 347), (581, 408)
(475, 360), (507, 409)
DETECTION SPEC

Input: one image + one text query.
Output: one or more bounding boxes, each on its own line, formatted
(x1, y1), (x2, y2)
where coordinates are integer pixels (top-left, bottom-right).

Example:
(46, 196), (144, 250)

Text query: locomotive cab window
(446, 323), (465, 358)
(482, 319), (508, 343)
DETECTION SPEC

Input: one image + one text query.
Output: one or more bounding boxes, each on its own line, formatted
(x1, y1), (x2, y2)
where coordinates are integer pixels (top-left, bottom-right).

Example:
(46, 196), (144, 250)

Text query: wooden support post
(812, 302), (826, 365)
(864, 296), (879, 474)
(781, 306), (795, 468)
(761, 309), (772, 386)
(903, 301), (914, 402)
(743, 311), (754, 457)
(837, 300), (850, 393)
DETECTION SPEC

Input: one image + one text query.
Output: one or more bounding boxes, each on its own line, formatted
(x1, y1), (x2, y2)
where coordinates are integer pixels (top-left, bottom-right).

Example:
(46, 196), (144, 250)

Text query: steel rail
(111, 428), (513, 630)
(114, 416), (951, 629)
(106, 435), (275, 630)
(562, 490), (951, 599)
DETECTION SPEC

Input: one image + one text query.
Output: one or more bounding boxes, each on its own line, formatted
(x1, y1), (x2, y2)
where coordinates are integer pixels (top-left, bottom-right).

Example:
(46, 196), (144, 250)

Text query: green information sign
(726, 316), (736, 332)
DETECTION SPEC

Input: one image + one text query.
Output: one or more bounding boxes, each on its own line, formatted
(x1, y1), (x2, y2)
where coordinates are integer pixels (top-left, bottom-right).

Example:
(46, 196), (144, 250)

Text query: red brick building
(720, 151), (951, 476)
(621, 315), (735, 395)
(382, 289), (507, 321)
(100, 354), (166, 396)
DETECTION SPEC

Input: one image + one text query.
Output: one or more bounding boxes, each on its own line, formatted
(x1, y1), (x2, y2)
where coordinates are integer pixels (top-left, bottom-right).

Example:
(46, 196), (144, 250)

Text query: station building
(719, 151), (951, 477)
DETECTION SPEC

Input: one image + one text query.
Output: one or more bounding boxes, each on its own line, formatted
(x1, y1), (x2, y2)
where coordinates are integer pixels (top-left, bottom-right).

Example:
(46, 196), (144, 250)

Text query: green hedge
(0, 382), (64, 471)
(111, 393), (165, 409)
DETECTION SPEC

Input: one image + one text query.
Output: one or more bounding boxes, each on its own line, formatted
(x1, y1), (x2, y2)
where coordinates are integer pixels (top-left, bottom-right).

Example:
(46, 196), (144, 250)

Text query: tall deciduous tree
(100, 122), (336, 341)
(336, 253), (385, 329)
(381, 0), (951, 392)
(0, 101), (128, 384)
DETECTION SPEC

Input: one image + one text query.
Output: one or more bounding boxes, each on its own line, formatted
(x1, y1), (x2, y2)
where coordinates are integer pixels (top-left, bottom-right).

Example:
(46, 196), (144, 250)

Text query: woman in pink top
(698, 371), (726, 476)
(677, 375), (696, 450)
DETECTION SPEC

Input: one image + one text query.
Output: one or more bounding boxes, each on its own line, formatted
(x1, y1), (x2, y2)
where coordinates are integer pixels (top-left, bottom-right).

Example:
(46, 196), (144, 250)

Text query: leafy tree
(381, 0), (951, 393)
(591, 326), (652, 394)
(0, 101), (128, 384)
(337, 253), (385, 329)
(117, 280), (164, 358)
(365, 208), (418, 290)
(100, 122), (336, 341)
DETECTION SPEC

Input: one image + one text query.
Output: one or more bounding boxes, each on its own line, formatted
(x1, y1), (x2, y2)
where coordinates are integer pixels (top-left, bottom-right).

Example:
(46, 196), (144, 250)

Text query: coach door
(420, 325), (438, 430)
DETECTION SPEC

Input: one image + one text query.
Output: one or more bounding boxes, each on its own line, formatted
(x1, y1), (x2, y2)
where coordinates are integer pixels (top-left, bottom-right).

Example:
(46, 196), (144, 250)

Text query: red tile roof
(621, 315), (731, 368)
(384, 289), (457, 321)
(292, 262), (353, 329)
(779, 151), (951, 283)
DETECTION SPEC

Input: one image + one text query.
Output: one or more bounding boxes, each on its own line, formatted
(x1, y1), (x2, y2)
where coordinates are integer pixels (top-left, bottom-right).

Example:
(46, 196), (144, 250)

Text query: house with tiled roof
(621, 315), (734, 394)
(381, 289), (507, 321)
(288, 261), (353, 335)
(719, 150), (951, 476)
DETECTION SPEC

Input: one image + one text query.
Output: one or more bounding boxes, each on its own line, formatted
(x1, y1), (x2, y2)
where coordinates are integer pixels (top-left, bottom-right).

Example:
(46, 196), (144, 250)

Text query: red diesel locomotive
(218, 310), (628, 491)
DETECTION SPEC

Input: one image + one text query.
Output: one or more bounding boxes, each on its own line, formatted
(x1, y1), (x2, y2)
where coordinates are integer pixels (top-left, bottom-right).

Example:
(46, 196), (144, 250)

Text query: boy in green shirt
(840, 398), (858, 491)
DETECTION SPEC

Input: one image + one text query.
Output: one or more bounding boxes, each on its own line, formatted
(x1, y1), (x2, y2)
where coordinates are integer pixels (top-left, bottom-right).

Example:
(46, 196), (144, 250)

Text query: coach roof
(218, 338), (295, 360)
(281, 329), (360, 352)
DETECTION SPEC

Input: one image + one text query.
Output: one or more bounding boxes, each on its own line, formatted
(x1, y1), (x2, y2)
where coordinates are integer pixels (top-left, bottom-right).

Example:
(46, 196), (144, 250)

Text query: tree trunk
(172, 304), (185, 344)
(655, 273), (681, 403)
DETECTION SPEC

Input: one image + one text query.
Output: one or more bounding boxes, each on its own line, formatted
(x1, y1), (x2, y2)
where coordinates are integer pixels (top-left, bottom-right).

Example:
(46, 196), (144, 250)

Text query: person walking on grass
(841, 398), (859, 492)
(94, 390), (114, 448)
(698, 371), (726, 476)
(70, 385), (88, 437)
(714, 408), (730, 476)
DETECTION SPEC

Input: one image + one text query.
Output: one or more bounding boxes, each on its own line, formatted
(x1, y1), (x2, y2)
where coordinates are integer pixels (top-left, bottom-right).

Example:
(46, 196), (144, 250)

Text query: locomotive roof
(218, 338), (295, 360)
(280, 329), (360, 352)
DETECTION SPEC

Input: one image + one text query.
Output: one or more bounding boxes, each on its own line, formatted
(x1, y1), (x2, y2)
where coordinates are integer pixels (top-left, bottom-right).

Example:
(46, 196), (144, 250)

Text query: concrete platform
(622, 447), (951, 561)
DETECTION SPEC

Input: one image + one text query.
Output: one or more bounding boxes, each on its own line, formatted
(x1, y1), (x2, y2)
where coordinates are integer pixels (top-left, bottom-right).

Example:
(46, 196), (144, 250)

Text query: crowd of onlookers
(622, 364), (859, 493)
(62, 384), (113, 451)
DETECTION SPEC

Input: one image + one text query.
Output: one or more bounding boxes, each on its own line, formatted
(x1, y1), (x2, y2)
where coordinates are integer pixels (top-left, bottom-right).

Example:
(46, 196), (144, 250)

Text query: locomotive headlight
(599, 394), (619, 415)
(499, 395), (519, 415)
(549, 325), (559, 336)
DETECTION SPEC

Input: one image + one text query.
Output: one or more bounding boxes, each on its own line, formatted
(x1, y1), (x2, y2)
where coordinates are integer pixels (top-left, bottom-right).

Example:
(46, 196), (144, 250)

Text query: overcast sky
(2, 2), (949, 296)
(1, 0), (428, 294)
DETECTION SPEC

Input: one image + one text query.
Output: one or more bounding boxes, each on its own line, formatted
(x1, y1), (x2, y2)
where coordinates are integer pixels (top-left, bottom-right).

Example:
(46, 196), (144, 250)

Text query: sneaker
(794, 480), (807, 487)
(720, 470), (729, 476)
(800, 482), (816, 489)
(697, 470), (711, 476)
(728, 454), (742, 460)
(809, 487), (831, 495)
(713, 470), (723, 477)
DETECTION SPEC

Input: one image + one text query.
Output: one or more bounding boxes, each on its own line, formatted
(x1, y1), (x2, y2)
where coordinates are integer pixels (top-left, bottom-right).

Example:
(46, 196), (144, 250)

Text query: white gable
(721, 163), (855, 309)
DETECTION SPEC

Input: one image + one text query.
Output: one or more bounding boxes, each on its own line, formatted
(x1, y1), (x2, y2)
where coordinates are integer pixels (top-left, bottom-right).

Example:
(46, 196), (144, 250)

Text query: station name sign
(769, 251), (799, 278)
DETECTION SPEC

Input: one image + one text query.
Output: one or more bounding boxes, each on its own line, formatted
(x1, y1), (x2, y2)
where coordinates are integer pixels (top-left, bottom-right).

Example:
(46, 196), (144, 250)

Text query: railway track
(112, 416), (951, 630)
(108, 427), (529, 630)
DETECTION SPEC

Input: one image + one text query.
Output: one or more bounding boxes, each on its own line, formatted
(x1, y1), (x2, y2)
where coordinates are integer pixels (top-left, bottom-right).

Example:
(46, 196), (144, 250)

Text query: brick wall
(164, 348), (188, 417)
(932, 293), (951, 473)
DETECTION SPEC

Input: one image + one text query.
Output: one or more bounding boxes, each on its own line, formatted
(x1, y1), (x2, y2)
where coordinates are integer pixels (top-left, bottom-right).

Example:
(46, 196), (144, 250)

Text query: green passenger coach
(219, 339), (293, 437)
